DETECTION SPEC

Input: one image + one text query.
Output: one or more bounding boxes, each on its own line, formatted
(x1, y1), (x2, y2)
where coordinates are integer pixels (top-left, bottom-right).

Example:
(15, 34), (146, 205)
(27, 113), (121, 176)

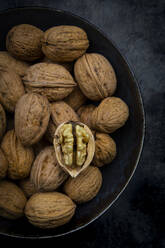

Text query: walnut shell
(54, 121), (95, 178)
(93, 133), (117, 167)
(0, 180), (27, 219)
(0, 70), (25, 112)
(45, 101), (79, 143)
(19, 178), (37, 198)
(77, 104), (96, 128)
(15, 93), (50, 146)
(64, 166), (102, 203)
(42, 25), (89, 62)
(42, 57), (73, 72)
(91, 97), (129, 133)
(0, 148), (8, 180)
(64, 86), (87, 111)
(1, 130), (34, 180)
(74, 53), (117, 101)
(0, 51), (29, 77)
(30, 146), (68, 192)
(25, 192), (76, 229)
(6, 24), (44, 61)
(0, 104), (6, 140)
(23, 63), (76, 101)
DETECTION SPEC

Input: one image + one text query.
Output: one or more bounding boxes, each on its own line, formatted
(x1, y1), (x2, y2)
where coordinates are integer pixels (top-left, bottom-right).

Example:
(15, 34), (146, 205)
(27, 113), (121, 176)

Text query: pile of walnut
(0, 24), (129, 229)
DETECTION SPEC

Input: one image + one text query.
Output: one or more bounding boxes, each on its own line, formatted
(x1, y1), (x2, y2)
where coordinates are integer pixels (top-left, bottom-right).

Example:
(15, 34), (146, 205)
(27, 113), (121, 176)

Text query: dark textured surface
(0, 0), (164, 247)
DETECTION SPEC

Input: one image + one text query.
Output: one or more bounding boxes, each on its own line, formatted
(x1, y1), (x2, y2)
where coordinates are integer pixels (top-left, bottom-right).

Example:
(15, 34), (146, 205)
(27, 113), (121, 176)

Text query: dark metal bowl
(0, 7), (145, 239)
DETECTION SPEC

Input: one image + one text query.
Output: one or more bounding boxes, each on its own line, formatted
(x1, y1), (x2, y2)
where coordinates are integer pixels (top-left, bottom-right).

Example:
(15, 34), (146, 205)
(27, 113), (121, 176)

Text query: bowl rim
(0, 6), (145, 239)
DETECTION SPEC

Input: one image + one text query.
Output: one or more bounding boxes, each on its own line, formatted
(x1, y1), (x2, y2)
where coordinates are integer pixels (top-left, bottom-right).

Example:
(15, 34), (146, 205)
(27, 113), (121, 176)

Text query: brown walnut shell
(74, 53), (117, 101)
(19, 178), (37, 198)
(42, 25), (89, 62)
(6, 24), (44, 61)
(30, 146), (68, 192)
(0, 70), (25, 112)
(77, 104), (96, 129)
(23, 63), (76, 101)
(0, 148), (8, 180)
(45, 118), (57, 144)
(64, 166), (102, 203)
(25, 192), (76, 229)
(64, 86), (87, 111)
(15, 93), (50, 146)
(0, 104), (6, 140)
(91, 97), (129, 133)
(0, 51), (29, 77)
(0, 180), (27, 220)
(1, 130), (34, 180)
(93, 133), (117, 167)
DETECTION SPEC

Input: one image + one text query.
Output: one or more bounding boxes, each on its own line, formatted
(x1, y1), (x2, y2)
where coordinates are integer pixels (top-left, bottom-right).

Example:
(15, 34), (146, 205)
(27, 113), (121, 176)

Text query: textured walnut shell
(15, 93), (50, 146)
(0, 148), (8, 180)
(64, 86), (87, 111)
(93, 133), (117, 167)
(19, 178), (37, 198)
(54, 121), (95, 178)
(0, 51), (29, 77)
(91, 97), (129, 133)
(25, 192), (76, 229)
(74, 53), (117, 101)
(64, 166), (102, 203)
(30, 146), (68, 192)
(0, 180), (27, 219)
(77, 104), (96, 129)
(6, 24), (44, 61)
(45, 101), (79, 143)
(0, 70), (25, 112)
(42, 25), (89, 62)
(42, 57), (73, 72)
(23, 63), (76, 101)
(0, 104), (6, 140)
(1, 130), (34, 180)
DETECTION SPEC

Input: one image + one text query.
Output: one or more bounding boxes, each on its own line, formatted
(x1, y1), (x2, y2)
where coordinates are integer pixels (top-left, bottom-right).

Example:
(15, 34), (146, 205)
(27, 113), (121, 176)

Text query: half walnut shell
(53, 121), (95, 178)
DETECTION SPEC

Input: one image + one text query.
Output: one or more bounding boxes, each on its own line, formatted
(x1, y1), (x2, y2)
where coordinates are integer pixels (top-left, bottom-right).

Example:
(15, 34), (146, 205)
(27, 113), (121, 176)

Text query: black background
(0, 0), (164, 247)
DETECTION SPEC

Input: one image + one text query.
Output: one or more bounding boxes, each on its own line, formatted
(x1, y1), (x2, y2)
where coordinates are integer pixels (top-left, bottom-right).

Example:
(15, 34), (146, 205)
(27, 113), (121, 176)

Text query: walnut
(15, 93), (50, 146)
(54, 121), (95, 178)
(6, 24), (44, 61)
(0, 70), (25, 112)
(64, 86), (87, 111)
(91, 97), (129, 133)
(19, 178), (37, 198)
(30, 146), (68, 192)
(0, 180), (27, 219)
(23, 63), (76, 101)
(64, 166), (102, 203)
(41, 25), (89, 62)
(1, 130), (34, 180)
(0, 148), (8, 180)
(0, 104), (6, 140)
(0, 51), (29, 77)
(93, 133), (117, 167)
(25, 192), (76, 229)
(74, 53), (117, 101)
(77, 104), (96, 128)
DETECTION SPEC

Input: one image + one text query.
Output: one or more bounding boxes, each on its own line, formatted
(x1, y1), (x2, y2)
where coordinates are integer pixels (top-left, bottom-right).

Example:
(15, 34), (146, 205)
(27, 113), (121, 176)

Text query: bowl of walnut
(0, 7), (145, 238)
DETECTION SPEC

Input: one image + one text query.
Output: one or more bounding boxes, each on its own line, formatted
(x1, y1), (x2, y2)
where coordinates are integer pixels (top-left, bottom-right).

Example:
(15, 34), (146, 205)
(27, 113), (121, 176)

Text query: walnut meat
(91, 97), (129, 133)
(93, 133), (117, 167)
(0, 180), (27, 219)
(77, 104), (96, 129)
(6, 24), (44, 61)
(19, 178), (37, 198)
(15, 93), (50, 146)
(42, 25), (89, 62)
(1, 130), (34, 180)
(23, 63), (76, 101)
(64, 166), (102, 203)
(0, 104), (6, 140)
(0, 70), (25, 112)
(0, 51), (29, 77)
(74, 53), (117, 101)
(0, 148), (8, 180)
(30, 146), (68, 192)
(25, 192), (76, 229)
